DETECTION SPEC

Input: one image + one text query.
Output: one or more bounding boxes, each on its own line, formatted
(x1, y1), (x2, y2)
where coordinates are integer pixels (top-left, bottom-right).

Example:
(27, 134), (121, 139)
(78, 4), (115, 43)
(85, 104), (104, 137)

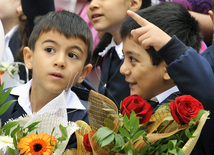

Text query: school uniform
(3, 25), (19, 63)
(98, 38), (130, 109)
(158, 35), (214, 155)
(0, 80), (90, 149)
(149, 86), (180, 113)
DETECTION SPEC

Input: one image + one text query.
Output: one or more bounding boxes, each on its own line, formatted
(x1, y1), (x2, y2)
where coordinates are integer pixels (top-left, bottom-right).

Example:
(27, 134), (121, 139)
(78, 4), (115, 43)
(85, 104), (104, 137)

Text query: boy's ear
(209, 10), (214, 23)
(162, 63), (171, 81)
(77, 64), (93, 83)
(23, 47), (33, 69)
(16, 0), (23, 15)
(163, 71), (171, 81)
(129, 0), (142, 12)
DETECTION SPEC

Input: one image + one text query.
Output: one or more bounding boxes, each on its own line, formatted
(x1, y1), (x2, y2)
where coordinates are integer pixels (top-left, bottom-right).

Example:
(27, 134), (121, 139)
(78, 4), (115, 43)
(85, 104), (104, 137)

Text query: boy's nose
(120, 62), (130, 75)
(54, 54), (66, 68)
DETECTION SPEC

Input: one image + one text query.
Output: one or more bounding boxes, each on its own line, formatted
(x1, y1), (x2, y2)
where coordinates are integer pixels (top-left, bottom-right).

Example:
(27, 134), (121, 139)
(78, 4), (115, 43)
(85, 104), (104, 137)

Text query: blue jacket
(158, 36), (214, 155)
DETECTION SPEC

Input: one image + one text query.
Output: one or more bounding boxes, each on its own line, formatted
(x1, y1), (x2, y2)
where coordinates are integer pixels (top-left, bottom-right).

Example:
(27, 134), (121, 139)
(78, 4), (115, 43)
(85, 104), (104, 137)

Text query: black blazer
(98, 48), (130, 109)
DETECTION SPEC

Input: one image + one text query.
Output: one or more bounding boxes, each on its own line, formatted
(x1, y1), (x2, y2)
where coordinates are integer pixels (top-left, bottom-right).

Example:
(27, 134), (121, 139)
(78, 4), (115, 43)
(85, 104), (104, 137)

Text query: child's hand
(127, 10), (171, 51)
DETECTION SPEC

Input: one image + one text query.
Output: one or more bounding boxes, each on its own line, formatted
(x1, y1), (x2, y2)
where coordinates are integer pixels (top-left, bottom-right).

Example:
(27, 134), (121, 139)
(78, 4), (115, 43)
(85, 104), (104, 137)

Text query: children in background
(87, 0), (143, 109)
(0, 0), (23, 63)
(120, 2), (201, 111)
(125, 1), (214, 154)
(0, 11), (93, 149)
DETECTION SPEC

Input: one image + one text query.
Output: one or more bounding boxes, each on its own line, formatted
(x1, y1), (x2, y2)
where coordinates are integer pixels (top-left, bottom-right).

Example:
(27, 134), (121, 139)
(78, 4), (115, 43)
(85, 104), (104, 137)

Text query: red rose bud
(120, 95), (153, 124)
(83, 133), (92, 152)
(170, 95), (204, 124)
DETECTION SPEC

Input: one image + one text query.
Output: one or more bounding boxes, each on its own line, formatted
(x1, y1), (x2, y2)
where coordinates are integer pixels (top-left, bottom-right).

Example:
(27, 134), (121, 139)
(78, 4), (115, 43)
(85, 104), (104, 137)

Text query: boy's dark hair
(120, 2), (202, 65)
(28, 11), (93, 65)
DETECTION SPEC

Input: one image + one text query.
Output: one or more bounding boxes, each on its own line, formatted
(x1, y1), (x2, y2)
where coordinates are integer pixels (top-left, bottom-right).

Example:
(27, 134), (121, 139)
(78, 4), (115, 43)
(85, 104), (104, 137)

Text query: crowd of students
(0, 0), (214, 154)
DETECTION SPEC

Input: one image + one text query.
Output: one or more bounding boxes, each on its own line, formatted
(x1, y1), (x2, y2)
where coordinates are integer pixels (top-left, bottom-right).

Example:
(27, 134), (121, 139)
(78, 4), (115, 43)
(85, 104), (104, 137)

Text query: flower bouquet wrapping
(67, 90), (209, 155)
(0, 87), (80, 155)
(0, 62), (29, 89)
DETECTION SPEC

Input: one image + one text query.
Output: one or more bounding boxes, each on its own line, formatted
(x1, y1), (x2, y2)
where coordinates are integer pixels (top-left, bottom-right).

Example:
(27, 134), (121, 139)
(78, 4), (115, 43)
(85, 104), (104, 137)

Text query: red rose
(170, 95), (204, 124)
(120, 95), (153, 124)
(83, 130), (95, 152)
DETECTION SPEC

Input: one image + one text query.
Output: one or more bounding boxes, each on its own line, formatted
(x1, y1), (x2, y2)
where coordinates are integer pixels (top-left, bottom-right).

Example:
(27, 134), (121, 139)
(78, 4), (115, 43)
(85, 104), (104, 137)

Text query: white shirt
(10, 80), (86, 116)
(152, 86), (179, 103)
(2, 25), (18, 63)
(98, 38), (124, 60)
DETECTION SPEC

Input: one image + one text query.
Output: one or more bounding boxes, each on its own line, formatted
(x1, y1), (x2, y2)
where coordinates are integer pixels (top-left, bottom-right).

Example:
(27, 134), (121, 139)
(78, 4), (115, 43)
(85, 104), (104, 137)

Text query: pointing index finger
(127, 10), (148, 27)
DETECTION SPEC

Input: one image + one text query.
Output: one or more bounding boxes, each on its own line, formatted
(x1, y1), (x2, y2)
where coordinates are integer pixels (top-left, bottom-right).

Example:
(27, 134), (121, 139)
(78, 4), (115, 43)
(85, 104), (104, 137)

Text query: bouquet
(66, 90), (209, 155)
(0, 84), (80, 155)
(0, 62), (28, 89)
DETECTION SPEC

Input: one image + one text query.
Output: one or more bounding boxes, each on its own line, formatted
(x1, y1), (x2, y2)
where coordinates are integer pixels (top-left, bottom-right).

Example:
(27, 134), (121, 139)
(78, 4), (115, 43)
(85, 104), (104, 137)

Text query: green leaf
(8, 147), (16, 155)
(177, 148), (186, 155)
(11, 124), (20, 137)
(1, 121), (19, 135)
(114, 134), (125, 148)
(123, 113), (130, 131)
(0, 82), (4, 96)
(168, 148), (177, 155)
(0, 100), (16, 116)
(160, 144), (168, 152)
(132, 130), (145, 142)
(168, 139), (177, 150)
(96, 127), (113, 142)
(0, 88), (13, 105)
(100, 133), (114, 147)
(194, 109), (207, 122)
(118, 127), (130, 139)
(26, 121), (40, 132)
(139, 144), (150, 155)
(124, 141), (132, 153)
(132, 148), (138, 155)
(185, 127), (195, 138)
(13, 136), (18, 149)
(127, 149), (133, 155)
(130, 112), (139, 135)
(57, 124), (68, 142)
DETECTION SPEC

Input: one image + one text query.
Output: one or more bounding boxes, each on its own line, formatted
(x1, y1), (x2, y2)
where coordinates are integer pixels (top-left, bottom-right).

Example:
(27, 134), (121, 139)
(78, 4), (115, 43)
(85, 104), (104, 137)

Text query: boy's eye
(68, 53), (78, 59)
(130, 56), (137, 62)
(45, 48), (55, 53)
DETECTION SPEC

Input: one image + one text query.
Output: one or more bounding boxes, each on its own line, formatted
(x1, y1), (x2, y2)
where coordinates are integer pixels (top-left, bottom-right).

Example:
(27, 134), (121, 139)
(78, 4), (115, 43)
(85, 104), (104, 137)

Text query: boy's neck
(29, 85), (61, 113)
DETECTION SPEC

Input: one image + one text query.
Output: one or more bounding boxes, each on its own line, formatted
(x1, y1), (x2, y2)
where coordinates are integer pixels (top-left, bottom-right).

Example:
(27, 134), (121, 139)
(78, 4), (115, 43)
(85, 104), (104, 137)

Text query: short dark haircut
(28, 11), (93, 65)
(120, 2), (202, 65)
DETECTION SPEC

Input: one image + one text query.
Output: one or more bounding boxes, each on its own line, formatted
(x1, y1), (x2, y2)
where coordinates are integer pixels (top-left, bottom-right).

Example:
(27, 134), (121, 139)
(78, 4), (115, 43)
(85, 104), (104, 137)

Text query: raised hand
(127, 10), (171, 51)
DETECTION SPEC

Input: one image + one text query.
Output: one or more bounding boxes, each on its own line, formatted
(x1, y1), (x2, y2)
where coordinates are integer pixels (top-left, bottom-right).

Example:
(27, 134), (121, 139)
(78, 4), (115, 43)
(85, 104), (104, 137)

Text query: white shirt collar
(10, 80), (86, 116)
(98, 38), (124, 60)
(154, 86), (179, 103)
(2, 25), (18, 63)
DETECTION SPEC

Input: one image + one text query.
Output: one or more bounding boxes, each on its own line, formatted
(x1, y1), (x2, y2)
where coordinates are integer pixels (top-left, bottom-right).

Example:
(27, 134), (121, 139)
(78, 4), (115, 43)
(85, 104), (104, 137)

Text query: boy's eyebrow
(125, 50), (141, 56)
(42, 39), (84, 53)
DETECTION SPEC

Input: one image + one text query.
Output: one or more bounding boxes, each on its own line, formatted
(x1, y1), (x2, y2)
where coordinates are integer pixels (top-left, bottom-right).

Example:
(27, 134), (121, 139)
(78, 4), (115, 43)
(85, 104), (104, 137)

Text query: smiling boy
(120, 2), (201, 110)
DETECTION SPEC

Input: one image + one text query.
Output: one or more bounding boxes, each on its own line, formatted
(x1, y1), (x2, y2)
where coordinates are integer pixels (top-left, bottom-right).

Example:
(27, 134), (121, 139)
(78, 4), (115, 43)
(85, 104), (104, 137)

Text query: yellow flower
(17, 132), (57, 155)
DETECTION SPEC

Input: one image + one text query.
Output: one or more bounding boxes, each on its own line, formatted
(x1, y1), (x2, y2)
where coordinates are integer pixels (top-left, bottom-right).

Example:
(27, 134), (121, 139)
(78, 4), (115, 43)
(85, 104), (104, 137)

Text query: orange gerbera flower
(17, 132), (57, 155)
